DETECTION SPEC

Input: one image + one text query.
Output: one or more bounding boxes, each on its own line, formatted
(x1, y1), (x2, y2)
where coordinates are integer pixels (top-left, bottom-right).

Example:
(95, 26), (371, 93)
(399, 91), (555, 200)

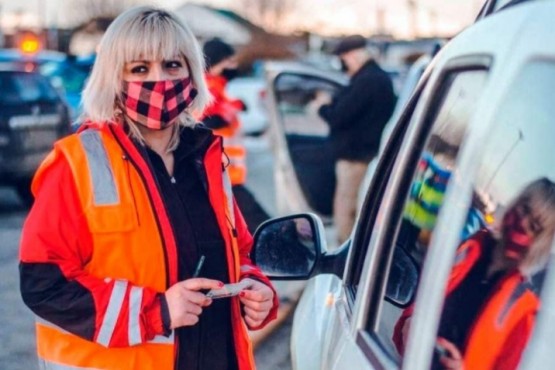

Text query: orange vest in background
(29, 123), (256, 370)
(201, 73), (247, 185)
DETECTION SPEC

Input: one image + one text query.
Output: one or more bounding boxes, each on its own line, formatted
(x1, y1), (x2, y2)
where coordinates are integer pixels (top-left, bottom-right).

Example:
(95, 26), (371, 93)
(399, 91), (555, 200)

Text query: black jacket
(318, 60), (396, 161)
(145, 126), (238, 370)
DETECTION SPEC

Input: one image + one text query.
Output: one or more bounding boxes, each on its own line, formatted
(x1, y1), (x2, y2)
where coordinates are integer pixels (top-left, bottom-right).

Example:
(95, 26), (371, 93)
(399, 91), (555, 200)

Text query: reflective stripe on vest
(96, 280), (127, 347)
(497, 280), (534, 327)
(220, 134), (247, 186)
(128, 286), (143, 346)
(79, 130), (119, 206)
(36, 316), (174, 346)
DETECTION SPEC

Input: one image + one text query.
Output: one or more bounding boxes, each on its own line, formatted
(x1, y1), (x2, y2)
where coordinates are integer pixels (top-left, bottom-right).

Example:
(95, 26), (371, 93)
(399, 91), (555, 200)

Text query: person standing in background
(201, 38), (270, 234)
(316, 35), (396, 244)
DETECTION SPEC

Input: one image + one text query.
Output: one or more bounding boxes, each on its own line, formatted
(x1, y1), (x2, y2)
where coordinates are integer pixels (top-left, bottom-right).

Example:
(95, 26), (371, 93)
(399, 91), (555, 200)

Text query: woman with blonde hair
(394, 178), (555, 370)
(19, 6), (277, 370)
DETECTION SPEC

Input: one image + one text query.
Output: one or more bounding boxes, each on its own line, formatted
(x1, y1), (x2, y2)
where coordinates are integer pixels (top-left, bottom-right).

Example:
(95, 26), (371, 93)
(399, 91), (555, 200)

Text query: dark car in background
(0, 49), (95, 124)
(39, 54), (95, 124)
(0, 67), (71, 205)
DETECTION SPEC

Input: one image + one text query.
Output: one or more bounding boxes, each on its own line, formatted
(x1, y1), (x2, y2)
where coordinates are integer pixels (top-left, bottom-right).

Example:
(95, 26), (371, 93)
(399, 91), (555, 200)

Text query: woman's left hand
(239, 278), (274, 328)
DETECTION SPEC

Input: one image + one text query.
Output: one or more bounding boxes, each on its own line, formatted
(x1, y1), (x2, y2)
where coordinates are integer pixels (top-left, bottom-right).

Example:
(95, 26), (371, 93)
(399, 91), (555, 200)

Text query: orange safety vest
(393, 230), (540, 370)
(29, 122), (261, 370)
(201, 73), (247, 185)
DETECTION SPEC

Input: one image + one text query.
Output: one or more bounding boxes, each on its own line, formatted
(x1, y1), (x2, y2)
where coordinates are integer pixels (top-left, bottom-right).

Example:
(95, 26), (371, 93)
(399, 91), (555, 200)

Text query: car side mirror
(252, 214), (324, 280)
(384, 246), (419, 308)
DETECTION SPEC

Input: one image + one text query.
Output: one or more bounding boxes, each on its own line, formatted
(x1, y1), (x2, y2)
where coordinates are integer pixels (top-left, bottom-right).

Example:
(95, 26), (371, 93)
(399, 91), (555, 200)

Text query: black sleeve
(158, 293), (172, 336)
(318, 73), (383, 129)
(203, 115), (229, 130)
(20, 262), (96, 340)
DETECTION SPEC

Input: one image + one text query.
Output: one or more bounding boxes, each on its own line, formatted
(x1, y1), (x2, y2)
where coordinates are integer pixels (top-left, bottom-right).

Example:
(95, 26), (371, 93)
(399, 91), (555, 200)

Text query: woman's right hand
(165, 278), (224, 329)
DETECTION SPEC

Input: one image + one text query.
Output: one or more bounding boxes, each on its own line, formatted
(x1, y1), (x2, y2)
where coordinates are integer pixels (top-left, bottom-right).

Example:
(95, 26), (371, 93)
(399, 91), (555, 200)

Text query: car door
(264, 62), (347, 221)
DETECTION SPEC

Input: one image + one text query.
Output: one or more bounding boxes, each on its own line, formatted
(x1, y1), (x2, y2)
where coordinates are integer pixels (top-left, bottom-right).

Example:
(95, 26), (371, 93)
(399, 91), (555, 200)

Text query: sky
(0, 0), (483, 38)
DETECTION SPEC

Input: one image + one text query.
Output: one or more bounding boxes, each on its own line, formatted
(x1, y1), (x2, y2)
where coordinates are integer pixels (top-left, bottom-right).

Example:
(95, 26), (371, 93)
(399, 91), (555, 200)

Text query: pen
(192, 255), (206, 278)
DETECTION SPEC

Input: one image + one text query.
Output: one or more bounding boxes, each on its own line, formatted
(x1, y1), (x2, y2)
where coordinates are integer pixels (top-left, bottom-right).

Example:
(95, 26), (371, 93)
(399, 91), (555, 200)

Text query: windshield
(40, 61), (91, 95)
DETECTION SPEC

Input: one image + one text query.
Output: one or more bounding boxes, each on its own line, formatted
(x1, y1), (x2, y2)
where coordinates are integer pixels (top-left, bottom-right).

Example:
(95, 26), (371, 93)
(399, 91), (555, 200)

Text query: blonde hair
(505, 178), (555, 276)
(81, 6), (210, 151)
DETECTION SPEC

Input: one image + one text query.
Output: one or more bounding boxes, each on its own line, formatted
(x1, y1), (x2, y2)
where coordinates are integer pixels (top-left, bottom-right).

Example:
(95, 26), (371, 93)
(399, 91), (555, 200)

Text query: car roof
(477, 0), (539, 19)
(0, 48), (67, 63)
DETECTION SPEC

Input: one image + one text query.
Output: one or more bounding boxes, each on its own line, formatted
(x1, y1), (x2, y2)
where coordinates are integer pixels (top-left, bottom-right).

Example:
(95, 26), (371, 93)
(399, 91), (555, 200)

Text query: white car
(253, 1), (555, 369)
(226, 76), (269, 136)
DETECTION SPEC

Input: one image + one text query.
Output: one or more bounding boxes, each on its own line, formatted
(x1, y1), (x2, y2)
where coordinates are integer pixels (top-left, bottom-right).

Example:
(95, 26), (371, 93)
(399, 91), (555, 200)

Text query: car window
(0, 72), (58, 103)
(40, 61), (91, 95)
(430, 61), (555, 370)
(365, 68), (489, 360)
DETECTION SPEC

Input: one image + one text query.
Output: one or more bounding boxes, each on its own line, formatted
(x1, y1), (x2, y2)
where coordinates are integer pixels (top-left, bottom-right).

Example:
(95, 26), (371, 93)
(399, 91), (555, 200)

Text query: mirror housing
(252, 213), (326, 280)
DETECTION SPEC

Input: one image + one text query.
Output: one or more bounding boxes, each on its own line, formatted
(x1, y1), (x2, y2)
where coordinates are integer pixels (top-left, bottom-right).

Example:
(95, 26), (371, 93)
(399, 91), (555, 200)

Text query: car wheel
(15, 178), (34, 207)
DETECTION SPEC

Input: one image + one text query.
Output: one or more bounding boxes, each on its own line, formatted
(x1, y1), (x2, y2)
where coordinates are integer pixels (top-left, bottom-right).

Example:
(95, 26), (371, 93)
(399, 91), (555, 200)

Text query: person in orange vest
(200, 38), (270, 234)
(19, 7), (277, 370)
(393, 178), (555, 370)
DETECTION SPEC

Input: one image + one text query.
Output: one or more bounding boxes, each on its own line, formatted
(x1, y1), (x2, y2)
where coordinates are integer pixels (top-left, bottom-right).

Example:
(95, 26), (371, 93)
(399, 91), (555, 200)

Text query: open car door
(264, 61), (347, 222)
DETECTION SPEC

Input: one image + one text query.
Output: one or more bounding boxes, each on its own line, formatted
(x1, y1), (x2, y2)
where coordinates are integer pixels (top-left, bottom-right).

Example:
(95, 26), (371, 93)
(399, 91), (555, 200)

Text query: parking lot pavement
(254, 304), (294, 370)
(0, 189), (38, 370)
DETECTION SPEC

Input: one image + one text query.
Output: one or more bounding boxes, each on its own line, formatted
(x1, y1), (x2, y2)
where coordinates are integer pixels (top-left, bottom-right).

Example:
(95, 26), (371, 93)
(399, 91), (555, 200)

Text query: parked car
(254, 2), (555, 369)
(0, 49), (95, 123)
(0, 67), (71, 205)
(0, 49), (66, 70)
(39, 54), (95, 124)
(226, 75), (269, 136)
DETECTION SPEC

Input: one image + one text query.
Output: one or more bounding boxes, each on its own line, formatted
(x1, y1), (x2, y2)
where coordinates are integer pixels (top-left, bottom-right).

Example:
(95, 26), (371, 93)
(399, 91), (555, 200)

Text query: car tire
(15, 178), (34, 208)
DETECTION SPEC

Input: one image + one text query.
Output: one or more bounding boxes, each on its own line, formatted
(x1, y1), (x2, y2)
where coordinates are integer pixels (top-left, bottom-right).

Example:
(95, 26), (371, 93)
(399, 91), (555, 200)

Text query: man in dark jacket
(318, 35), (396, 244)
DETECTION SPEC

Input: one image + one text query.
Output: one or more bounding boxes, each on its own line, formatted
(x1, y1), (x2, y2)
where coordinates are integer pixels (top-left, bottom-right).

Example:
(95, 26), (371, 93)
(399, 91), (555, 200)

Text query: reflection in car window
(429, 61), (555, 370)
(369, 69), (489, 359)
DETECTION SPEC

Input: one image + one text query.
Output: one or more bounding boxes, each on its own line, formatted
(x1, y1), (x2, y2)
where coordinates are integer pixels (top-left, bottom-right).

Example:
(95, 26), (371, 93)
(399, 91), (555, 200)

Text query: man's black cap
(333, 35), (367, 56)
(203, 38), (235, 68)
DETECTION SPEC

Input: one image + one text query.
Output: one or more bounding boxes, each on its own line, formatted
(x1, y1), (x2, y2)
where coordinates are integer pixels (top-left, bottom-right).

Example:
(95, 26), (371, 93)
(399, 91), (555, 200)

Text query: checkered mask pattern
(121, 78), (197, 130)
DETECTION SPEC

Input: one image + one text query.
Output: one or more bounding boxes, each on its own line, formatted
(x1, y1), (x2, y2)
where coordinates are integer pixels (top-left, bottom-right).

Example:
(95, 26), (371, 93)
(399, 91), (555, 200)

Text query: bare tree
(68, 0), (140, 25)
(238, 0), (297, 32)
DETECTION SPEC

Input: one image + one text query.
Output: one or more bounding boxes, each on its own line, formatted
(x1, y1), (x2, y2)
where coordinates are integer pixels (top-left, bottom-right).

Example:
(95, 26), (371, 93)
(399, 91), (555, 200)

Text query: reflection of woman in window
(393, 178), (555, 370)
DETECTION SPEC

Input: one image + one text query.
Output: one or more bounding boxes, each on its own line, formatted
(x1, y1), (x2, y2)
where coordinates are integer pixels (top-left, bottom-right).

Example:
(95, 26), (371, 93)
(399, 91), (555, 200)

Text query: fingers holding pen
(165, 278), (224, 329)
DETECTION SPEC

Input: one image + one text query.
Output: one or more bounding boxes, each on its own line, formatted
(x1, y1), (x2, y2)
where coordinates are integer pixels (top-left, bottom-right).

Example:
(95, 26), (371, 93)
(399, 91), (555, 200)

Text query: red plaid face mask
(121, 78), (197, 130)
